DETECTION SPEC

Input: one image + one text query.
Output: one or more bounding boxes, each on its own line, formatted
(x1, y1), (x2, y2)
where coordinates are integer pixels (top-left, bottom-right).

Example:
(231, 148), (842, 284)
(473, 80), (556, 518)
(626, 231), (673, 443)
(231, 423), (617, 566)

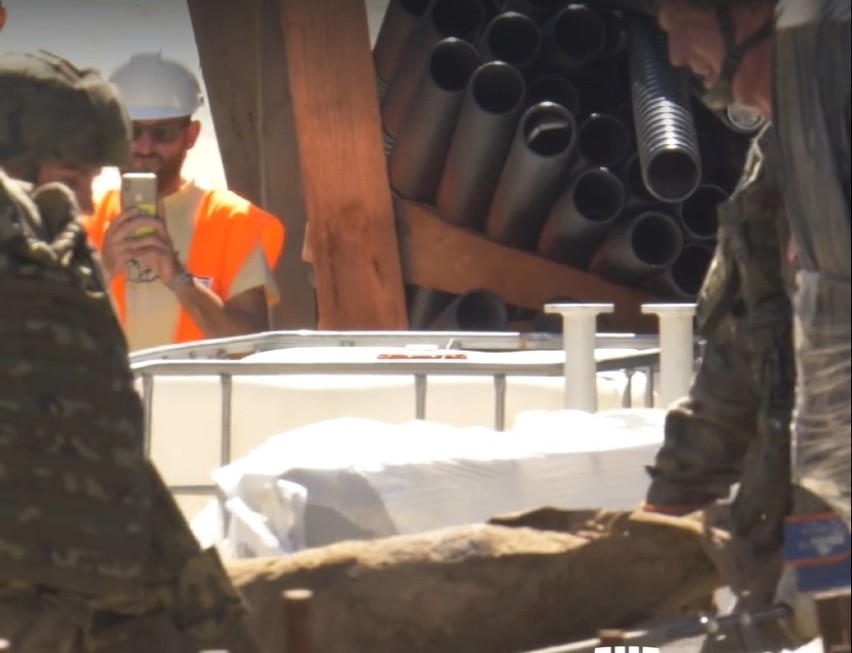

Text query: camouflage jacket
(1, 170), (255, 649)
(0, 171), (156, 598)
(646, 127), (796, 553)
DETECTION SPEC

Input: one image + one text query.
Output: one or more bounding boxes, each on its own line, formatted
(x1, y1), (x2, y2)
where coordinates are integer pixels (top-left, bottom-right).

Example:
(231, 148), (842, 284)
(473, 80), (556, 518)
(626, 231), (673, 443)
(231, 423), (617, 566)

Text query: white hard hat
(109, 52), (203, 121)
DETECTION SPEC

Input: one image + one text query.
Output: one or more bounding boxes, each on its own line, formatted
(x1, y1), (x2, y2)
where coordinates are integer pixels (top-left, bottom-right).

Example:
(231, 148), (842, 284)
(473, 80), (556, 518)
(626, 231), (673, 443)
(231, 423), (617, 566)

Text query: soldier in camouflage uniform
(643, 125), (795, 606)
(639, 0), (850, 645)
(0, 51), (263, 652)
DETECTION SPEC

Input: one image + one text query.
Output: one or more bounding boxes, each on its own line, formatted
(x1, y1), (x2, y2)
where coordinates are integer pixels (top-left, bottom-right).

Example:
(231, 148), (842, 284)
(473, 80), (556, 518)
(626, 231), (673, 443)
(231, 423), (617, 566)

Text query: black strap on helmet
(716, 5), (774, 87)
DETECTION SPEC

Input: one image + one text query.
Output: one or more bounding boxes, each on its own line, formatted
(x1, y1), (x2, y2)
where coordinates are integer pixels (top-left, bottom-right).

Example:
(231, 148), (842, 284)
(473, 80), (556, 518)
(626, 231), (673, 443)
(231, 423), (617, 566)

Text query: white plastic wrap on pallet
(193, 408), (666, 558)
(140, 345), (654, 522)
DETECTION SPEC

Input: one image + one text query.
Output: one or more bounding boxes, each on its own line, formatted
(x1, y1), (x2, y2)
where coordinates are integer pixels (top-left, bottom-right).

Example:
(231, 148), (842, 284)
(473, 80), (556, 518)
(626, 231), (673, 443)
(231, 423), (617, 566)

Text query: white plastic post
(545, 303), (614, 412)
(642, 303), (697, 408)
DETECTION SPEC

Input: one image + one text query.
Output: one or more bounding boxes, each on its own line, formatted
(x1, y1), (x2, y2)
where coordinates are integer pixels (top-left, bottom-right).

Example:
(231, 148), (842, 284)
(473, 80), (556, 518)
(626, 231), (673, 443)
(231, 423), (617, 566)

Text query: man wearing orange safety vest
(86, 52), (285, 351)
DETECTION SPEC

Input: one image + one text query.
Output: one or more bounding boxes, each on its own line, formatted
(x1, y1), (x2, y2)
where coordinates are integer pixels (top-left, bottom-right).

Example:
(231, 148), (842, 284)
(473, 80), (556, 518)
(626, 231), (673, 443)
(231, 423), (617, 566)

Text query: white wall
(1, 0), (390, 193)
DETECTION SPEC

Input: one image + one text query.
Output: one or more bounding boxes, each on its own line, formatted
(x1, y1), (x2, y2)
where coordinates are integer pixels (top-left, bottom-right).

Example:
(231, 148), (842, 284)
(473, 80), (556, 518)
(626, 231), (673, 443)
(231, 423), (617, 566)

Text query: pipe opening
(523, 104), (575, 156)
(646, 150), (701, 202)
(578, 113), (631, 167)
(631, 213), (681, 266)
(574, 169), (624, 222)
(432, 0), (485, 41)
(472, 63), (525, 114)
(679, 185), (726, 240)
(527, 75), (580, 115)
(454, 291), (508, 330)
(485, 14), (541, 68)
(553, 6), (606, 62)
(431, 40), (480, 92)
(671, 244), (714, 296)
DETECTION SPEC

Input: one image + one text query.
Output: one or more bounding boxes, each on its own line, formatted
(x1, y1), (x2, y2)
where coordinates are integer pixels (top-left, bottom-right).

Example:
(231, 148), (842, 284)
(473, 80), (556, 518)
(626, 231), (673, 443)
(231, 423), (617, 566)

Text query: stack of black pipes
(374, 0), (753, 331)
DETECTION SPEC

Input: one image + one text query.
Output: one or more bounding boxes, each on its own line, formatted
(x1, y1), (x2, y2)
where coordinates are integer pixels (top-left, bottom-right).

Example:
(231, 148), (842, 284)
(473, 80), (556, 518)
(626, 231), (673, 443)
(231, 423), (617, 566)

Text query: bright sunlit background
(1, 0), (389, 195)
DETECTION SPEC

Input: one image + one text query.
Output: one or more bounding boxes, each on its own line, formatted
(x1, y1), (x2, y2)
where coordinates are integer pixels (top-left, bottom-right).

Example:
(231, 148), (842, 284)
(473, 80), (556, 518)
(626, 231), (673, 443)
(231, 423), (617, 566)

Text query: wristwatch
(167, 261), (194, 291)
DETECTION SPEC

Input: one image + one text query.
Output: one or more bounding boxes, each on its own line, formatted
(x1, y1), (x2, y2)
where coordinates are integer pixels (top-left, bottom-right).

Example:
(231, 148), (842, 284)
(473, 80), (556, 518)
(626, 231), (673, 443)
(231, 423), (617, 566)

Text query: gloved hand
(774, 488), (852, 645)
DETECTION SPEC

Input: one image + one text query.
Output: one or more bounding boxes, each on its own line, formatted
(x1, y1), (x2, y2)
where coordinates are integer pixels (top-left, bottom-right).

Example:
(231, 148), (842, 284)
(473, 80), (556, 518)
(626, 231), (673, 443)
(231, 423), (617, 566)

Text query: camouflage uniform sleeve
(645, 129), (795, 524)
(644, 327), (761, 512)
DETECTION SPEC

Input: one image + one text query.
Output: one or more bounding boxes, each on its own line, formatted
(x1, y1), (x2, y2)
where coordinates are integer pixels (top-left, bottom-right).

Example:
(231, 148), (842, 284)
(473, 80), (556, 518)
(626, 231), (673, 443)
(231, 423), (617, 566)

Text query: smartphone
(120, 172), (158, 238)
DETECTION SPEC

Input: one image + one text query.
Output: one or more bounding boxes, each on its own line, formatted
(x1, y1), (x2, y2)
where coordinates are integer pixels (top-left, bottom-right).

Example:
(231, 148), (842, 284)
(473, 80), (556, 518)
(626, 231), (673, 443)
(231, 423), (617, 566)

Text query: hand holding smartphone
(120, 172), (158, 238)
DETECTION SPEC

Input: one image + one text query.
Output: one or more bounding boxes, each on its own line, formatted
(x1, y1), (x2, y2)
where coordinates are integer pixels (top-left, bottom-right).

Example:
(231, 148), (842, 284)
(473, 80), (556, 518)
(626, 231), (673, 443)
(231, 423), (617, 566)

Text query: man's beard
(122, 153), (185, 194)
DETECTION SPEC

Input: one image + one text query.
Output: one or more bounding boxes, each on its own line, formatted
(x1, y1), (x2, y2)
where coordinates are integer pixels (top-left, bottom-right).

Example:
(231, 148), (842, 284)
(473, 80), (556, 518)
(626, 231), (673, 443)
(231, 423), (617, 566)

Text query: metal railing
(129, 329), (660, 362)
(131, 333), (669, 501)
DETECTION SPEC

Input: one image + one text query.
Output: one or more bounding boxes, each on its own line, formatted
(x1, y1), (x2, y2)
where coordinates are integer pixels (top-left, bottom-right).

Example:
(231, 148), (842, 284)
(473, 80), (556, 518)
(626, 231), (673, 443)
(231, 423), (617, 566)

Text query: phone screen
(121, 172), (158, 238)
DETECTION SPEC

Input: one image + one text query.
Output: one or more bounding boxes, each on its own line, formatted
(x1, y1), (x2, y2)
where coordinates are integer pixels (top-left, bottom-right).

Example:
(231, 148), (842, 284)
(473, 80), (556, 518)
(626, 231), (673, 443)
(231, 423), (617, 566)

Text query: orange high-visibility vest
(86, 187), (285, 344)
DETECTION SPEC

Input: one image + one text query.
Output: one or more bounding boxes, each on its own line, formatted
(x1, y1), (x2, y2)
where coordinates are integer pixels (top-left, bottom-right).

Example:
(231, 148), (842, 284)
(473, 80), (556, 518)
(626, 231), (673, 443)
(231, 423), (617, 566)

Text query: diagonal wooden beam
(395, 197), (659, 333)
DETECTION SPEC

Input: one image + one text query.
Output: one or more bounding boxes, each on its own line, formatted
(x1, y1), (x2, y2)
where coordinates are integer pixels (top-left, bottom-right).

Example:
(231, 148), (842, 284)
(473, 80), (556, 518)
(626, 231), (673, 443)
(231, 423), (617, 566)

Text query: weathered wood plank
(276, 0), (408, 329)
(186, 0), (262, 204)
(187, 0), (317, 327)
(256, 0), (317, 327)
(395, 197), (659, 333)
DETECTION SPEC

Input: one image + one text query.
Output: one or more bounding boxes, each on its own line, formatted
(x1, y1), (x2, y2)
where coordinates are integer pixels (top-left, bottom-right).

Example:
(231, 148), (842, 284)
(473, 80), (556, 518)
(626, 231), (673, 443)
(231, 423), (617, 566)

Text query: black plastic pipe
(620, 151), (657, 210)
(408, 286), (454, 329)
(678, 184), (727, 242)
(589, 210), (684, 284)
(436, 61), (526, 229)
(388, 38), (481, 202)
(697, 129), (722, 182)
(381, 0), (486, 144)
(598, 7), (627, 58)
(373, 0), (433, 99)
(485, 101), (577, 249)
(627, 15), (702, 202)
(575, 112), (632, 169)
(526, 73), (580, 116)
(542, 4), (607, 71)
(532, 295), (577, 333)
(567, 73), (611, 119)
(502, 0), (569, 25)
(537, 166), (625, 267)
(478, 11), (542, 72)
(430, 288), (509, 331)
(644, 242), (715, 300)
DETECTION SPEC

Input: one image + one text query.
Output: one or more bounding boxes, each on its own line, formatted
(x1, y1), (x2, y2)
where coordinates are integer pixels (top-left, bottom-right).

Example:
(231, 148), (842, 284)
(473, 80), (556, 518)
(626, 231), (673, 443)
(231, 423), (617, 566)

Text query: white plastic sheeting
(192, 408), (666, 559)
(142, 345), (654, 520)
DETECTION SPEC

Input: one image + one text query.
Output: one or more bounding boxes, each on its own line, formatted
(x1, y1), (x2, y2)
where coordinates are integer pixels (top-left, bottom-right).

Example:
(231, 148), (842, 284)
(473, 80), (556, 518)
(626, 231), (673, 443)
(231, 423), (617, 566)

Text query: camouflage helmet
(0, 50), (131, 174)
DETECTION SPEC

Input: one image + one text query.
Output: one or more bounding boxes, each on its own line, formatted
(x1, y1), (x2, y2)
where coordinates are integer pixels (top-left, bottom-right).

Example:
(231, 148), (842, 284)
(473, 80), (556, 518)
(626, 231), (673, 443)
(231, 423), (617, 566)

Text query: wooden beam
(256, 0), (317, 328)
(276, 0), (409, 330)
(186, 0), (262, 204)
(187, 0), (318, 327)
(395, 197), (659, 333)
